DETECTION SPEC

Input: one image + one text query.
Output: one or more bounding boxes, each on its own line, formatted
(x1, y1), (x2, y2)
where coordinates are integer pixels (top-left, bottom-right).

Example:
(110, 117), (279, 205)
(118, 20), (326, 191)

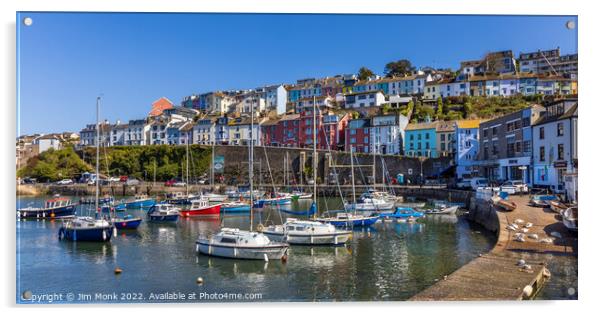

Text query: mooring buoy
(196, 277), (204, 284)
(114, 267), (123, 274)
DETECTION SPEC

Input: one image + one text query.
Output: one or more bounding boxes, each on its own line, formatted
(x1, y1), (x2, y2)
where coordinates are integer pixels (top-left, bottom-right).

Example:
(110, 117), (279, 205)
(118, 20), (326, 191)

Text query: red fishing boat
(180, 198), (221, 217)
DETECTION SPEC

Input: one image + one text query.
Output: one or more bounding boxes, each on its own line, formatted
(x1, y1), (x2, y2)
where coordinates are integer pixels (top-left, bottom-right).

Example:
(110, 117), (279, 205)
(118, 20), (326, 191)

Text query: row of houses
(179, 48), (577, 116)
(16, 132), (79, 166)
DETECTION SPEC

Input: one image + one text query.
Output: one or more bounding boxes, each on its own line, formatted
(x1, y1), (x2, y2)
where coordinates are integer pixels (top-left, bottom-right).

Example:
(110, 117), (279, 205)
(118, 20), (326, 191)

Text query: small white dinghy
(195, 228), (289, 260)
(562, 206), (578, 232)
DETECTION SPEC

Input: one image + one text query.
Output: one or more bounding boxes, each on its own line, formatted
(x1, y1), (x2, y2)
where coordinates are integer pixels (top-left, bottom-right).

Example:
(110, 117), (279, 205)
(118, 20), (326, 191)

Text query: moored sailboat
(18, 197), (76, 219)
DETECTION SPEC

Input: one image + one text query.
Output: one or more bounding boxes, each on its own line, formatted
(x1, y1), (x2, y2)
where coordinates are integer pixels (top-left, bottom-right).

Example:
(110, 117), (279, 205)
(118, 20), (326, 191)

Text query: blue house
(455, 120), (482, 179)
(404, 121), (438, 158)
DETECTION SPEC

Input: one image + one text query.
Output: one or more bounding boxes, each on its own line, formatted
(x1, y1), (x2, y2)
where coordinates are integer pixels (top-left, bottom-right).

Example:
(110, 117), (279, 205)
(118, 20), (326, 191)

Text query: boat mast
(313, 96), (318, 218)
(211, 140), (215, 188)
(350, 146), (356, 213)
(95, 96), (100, 216)
(372, 132), (376, 191)
(185, 133), (190, 196)
(249, 99), (254, 231)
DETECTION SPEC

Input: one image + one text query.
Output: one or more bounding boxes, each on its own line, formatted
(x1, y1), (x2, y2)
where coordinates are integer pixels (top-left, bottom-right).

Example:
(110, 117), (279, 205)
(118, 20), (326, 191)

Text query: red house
(261, 114), (300, 147)
(345, 118), (372, 153)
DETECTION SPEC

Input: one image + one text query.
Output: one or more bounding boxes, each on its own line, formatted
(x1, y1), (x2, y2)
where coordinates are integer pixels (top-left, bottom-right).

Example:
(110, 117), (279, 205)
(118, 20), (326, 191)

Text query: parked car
(456, 179), (472, 189)
(21, 177), (37, 184)
(172, 181), (186, 187)
(165, 179), (176, 187)
(500, 180), (529, 194)
(469, 177), (489, 191)
(108, 177), (120, 183)
(119, 175), (129, 182)
(126, 179), (140, 186)
(57, 179), (74, 185)
(197, 178), (208, 185)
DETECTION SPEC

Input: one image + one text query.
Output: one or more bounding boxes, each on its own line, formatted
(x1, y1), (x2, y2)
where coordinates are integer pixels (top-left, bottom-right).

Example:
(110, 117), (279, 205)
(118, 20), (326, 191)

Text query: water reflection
(16, 195), (509, 301)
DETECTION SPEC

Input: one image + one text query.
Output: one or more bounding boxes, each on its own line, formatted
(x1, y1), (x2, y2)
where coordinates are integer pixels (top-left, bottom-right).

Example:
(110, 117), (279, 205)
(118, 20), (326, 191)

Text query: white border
(2, 0), (599, 315)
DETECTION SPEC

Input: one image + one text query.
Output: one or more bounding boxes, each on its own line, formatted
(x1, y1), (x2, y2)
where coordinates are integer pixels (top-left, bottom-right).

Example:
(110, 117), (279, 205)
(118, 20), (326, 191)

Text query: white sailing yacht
(261, 97), (350, 245)
(196, 107), (288, 260)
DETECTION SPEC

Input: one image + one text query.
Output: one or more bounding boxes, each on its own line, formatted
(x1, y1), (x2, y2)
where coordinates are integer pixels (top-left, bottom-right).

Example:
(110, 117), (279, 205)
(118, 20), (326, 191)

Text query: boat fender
(522, 285), (533, 299)
(113, 227), (117, 237)
(102, 230), (107, 241)
(58, 228), (64, 240)
(281, 254), (288, 263)
(263, 254), (269, 262)
(256, 224), (264, 232)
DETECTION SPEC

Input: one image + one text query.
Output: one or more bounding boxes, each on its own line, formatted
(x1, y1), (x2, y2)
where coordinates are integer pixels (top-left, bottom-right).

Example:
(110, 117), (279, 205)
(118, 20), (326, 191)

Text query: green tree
(406, 101), (415, 118)
(382, 103), (391, 114)
(384, 59), (416, 77)
(357, 66), (375, 81)
(436, 97), (444, 119)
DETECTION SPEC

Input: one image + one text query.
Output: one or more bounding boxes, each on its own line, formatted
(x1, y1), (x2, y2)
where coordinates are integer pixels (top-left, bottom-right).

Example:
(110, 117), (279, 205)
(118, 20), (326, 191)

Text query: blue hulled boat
(379, 207), (425, 221)
(117, 194), (156, 209)
(221, 202), (251, 213)
(17, 197), (77, 219)
(147, 203), (180, 222)
(278, 202), (317, 216)
(58, 217), (114, 242)
(317, 212), (379, 227)
(112, 215), (143, 229)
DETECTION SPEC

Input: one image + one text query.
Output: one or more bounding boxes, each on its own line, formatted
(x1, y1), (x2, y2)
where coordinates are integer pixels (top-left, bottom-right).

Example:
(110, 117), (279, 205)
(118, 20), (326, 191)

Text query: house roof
(149, 97), (174, 116)
(436, 121), (456, 132)
(456, 119), (483, 129)
(405, 121), (438, 131)
(532, 102), (578, 126)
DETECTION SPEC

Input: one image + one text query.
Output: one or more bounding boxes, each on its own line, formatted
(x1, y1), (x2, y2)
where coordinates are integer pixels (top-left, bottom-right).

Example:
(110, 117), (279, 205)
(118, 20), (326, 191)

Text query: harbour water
(16, 195), (572, 303)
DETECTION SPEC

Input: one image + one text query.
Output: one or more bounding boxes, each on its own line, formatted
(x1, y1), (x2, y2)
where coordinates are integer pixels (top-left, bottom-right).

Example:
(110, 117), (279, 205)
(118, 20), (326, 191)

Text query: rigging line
(352, 150), (378, 209)
(316, 107), (346, 206)
(262, 144), (283, 224)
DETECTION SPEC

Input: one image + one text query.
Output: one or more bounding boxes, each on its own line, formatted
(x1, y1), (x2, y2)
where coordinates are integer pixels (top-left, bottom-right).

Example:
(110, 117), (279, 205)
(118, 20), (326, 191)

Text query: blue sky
(17, 13), (577, 135)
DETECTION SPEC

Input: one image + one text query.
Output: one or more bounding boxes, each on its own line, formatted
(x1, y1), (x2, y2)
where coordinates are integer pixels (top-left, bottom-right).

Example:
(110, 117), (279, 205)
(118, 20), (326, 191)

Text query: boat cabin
(45, 198), (72, 209)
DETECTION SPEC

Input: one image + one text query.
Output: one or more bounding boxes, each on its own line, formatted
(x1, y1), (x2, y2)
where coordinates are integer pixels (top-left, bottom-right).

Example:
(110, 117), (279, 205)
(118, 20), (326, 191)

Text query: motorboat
(195, 228), (289, 260)
(347, 197), (394, 213)
(147, 203), (180, 222)
(529, 195), (558, 207)
(80, 195), (114, 205)
(201, 192), (228, 202)
(17, 197), (76, 219)
(112, 214), (143, 230)
(180, 198), (221, 217)
(165, 192), (196, 205)
(221, 202), (251, 213)
(261, 218), (351, 245)
(317, 212), (379, 227)
(491, 195), (517, 212)
(424, 205), (459, 215)
(548, 200), (573, 213)
(116, 194), (156, 209)
(58, 216), (114, 242)
(290, 191), (313, 201)
(561, 206), (578, 232)
(379, 207), (425, 221)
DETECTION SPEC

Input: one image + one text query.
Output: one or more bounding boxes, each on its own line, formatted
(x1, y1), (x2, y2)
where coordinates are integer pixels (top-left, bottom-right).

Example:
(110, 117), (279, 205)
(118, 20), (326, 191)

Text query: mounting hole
(566, 21), (575, 30)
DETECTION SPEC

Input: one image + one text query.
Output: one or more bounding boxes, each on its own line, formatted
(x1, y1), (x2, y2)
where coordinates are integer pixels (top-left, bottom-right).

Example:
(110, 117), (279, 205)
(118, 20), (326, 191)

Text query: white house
(485, 76), (520, 97)
(33, 134), (61, 153)
(265, 84), (288, 115)
(344, 91), (386, 109)
(228, 116), (265, 146)
(124, 119), (150, 146)
(109, 121), (128, 146)
(531, 99), (578, 193)
(193, 118), (216, 145)
(370, 114), (409, 155)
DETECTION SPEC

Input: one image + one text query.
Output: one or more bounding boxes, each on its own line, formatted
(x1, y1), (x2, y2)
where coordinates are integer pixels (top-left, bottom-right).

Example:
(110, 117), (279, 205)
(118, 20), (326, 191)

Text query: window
(539, 127), (545, 139)
(492, 127), (498, 136)
(409, 134), (414, 141)
(483, 129), (488, 137)
(425, 133), (430, 140)
(523, 140), (531, 152)
(440, 134), (445, 141)
(540, 146), (545, 162)
(492, 142), (498, 155)
(350, 129), (356, 135)
(558, 144), (564, 160)
(557, 122), (564, 136)
(515, 141), (522, 153)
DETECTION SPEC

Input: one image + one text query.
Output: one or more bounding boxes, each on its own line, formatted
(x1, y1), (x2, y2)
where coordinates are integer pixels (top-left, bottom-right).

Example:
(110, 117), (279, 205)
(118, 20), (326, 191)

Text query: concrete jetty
(411, 195), (576, 301)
